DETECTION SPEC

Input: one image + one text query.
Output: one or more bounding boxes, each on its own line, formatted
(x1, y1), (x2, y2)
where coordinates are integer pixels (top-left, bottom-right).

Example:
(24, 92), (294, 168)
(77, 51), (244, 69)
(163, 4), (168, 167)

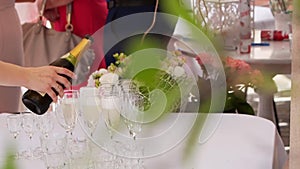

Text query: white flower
(87, 75), (96, 87)
(98, 68), (108, 74)
(99, 73), (119, 84)
(173, 66), (186, 78)
(166, 66), (174, 74)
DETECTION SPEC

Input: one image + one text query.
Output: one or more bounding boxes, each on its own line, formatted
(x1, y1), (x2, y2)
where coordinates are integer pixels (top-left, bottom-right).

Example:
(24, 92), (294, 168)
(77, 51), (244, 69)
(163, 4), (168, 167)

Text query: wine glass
(79, 87), (101, 137)
(55, 90), (79, 141)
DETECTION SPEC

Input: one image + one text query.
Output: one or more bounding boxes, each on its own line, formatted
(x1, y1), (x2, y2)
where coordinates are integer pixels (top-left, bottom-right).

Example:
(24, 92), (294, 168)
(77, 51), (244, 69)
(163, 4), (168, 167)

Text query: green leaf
(236, 102), (255, 115)
(224, 92), (237, 112)
(233, 90), (247, 102)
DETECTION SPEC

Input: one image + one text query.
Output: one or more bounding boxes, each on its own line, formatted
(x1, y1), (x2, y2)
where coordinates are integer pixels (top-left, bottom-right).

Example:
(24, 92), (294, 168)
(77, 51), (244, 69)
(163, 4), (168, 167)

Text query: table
(174, 36), (291, 123)
(0, 112), (288, 169)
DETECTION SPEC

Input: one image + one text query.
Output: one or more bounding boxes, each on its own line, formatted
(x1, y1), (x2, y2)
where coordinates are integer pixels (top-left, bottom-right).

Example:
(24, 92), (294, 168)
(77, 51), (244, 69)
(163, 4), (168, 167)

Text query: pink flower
(195, 54), (263, 89)
(250, 69), (264, 87)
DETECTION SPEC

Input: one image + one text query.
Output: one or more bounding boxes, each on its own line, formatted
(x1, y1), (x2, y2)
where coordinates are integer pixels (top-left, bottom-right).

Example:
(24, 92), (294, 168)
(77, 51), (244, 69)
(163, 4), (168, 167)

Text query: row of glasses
(52, 85), (146, 168)
(98, 80), (146, 168)
(6, 112), (53, 159)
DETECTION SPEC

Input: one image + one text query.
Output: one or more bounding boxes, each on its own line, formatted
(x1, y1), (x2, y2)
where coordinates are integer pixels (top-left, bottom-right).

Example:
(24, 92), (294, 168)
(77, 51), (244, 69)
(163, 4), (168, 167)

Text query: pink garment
(0, 0), (24, 112)
(51, 0), (108, 88)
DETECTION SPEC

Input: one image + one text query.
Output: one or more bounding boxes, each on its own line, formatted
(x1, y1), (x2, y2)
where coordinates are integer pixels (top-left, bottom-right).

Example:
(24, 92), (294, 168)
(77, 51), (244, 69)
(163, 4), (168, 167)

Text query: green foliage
(2, 149), (17, 169)
(224, 90), (255, 115)
(132, 68), (182, 116)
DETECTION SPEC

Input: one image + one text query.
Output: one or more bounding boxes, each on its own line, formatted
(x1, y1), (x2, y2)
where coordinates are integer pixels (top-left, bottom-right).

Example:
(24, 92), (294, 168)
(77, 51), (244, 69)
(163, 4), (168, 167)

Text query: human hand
(24, 66), (75, 102)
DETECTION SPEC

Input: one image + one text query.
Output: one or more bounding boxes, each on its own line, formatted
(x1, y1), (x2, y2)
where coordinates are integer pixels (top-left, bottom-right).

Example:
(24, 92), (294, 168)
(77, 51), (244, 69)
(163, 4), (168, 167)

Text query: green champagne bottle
(22, 36), (92, 115)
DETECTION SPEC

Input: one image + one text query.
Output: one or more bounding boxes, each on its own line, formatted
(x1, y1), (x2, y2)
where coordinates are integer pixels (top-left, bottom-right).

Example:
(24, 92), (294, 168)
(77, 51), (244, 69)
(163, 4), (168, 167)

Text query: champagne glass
(55, 90), (79, 141)
(21, 113), (36, 159)
(34, 112), (55, 159)
(6, 114), (22, 139)
(99, 83), (121, 138)
(40, 133), (67, 169)
(79, 87), (101, 137)
(6, 114), (22, 159)
(121, 82), (145, 140)
(121, 85), (146, 169)
(36, 112), (54, 138)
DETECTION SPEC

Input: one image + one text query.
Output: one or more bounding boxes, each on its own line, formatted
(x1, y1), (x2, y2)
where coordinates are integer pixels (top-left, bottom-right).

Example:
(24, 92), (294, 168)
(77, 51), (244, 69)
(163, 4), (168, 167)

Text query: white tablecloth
(144, 113), (287, 169)
(0, 113), (287, 169)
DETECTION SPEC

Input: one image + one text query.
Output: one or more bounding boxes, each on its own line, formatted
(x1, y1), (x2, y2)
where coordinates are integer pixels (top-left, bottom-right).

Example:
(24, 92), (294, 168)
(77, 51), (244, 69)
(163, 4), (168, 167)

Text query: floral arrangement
(87, 51), (191, 113)
(87, 53), (127, 88)
(88, 52), (189, 87)
(196, 54), (264, 114)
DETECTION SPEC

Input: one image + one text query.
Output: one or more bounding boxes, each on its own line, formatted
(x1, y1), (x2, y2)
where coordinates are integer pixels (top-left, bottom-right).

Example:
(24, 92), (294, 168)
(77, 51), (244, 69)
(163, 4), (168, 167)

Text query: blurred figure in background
(104, 0), (180, 66)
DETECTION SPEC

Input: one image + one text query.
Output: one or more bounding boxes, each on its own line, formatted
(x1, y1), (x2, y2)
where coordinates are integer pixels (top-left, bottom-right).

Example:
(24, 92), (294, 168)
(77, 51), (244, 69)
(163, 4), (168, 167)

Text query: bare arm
(0, 61), (75, 102)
